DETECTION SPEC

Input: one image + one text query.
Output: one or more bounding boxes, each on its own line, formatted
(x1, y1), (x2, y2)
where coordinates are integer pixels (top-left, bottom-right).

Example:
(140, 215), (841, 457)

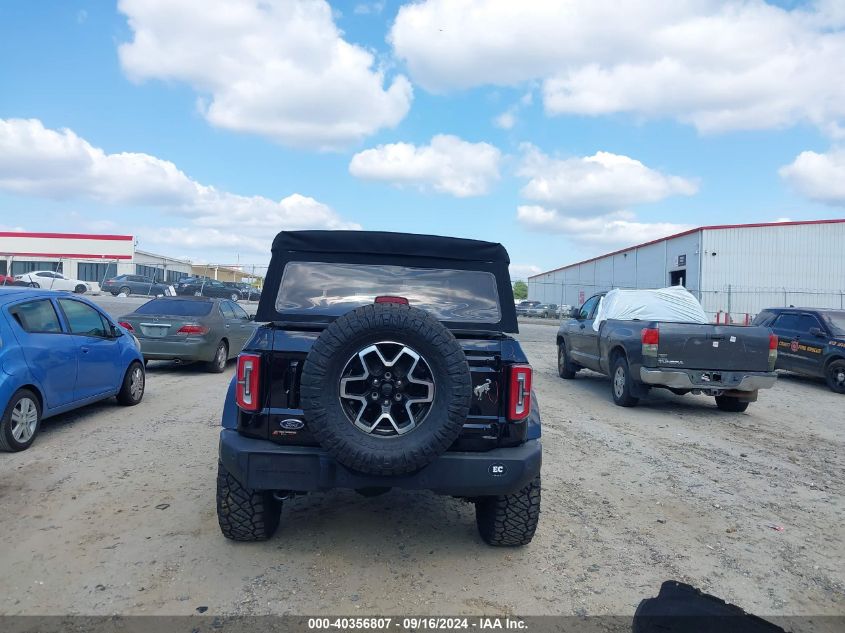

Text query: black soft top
(272, 230), (510, 264)
(258, 230), (517, 332)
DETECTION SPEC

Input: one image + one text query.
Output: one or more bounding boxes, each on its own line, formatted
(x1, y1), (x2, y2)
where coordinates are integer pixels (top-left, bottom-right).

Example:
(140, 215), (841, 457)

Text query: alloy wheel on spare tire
(300, 302), (472, 476)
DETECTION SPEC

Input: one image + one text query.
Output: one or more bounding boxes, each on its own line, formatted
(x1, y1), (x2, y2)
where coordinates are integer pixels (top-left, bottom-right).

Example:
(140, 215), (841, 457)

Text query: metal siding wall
(612, 251), (637, 287)
(701, 224), (845, 317)
(527, 231), (703, 308)
(595, 256), (614, 287)
(634, 243), (665, 288)
(664, 233), (701, 295)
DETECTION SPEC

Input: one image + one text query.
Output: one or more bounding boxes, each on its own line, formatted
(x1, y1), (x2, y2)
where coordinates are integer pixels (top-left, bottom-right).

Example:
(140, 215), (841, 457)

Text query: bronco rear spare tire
(300, 303), (472, 476)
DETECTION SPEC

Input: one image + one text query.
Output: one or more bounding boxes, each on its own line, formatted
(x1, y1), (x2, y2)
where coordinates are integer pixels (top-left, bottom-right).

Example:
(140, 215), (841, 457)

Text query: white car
(14, 271), (101, 294)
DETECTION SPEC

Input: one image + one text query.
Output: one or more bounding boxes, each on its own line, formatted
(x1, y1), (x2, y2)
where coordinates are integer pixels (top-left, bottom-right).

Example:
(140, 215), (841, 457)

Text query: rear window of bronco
(275, 262), (501, 323)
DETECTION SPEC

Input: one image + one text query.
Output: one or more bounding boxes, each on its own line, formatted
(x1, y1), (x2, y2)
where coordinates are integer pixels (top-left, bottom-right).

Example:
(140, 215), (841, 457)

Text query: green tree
(512, 280), (528, 300)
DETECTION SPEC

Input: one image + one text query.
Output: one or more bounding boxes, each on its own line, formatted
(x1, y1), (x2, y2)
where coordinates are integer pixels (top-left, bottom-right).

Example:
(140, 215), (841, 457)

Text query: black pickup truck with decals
(216, 231), (542, 546)
(753, 308), (845, 394)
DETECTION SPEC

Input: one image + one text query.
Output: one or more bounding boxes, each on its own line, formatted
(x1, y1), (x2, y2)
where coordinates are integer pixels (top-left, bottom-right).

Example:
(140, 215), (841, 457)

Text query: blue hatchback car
(0, 288), (145, 451)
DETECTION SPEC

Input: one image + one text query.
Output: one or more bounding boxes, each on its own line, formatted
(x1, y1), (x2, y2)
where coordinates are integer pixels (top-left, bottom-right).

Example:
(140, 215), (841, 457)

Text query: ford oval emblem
(279, 418), (304, 431)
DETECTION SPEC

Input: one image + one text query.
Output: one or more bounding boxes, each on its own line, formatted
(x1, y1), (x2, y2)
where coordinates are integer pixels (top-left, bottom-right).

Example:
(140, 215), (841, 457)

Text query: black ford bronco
(216, 230), (542, 546)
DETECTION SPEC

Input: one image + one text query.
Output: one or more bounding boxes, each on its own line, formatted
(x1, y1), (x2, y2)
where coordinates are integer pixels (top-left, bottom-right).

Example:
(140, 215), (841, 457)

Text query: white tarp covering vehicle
(592, 286), (708, 332)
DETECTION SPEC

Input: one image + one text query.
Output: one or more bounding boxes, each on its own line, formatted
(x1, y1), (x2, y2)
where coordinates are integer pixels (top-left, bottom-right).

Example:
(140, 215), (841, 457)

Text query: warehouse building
(1, 232), (195, 286)
(527, 219), (845, 322)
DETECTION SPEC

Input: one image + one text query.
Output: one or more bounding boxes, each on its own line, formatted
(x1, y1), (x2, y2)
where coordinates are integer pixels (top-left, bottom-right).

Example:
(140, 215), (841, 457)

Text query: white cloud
(493, 111), (516, 130)
(517, 206), (692, 247)
(513, 145), (696, 247)
(118, 0), (412, 149)
(493, 92), (534, 130)
(354, 1), (385, 15)
(390, 0), (845, 134)
(779, 148), (845, 206)
(518, 145), (697, 214)
(349, 134), (502, 197)
(509, 263), (542, 280)
(0, 118), (358, 254)
(493, 91), (534, 130)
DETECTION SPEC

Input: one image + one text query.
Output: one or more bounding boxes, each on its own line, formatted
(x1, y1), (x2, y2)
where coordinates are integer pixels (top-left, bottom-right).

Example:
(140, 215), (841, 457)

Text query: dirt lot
(0, 316), (842, 619)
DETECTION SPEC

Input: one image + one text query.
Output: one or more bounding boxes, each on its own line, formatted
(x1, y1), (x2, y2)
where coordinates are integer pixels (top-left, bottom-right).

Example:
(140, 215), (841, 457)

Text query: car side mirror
(809, 326), (825, 338)
(110, 325), (123, 338)
(570, 307), (581, 319)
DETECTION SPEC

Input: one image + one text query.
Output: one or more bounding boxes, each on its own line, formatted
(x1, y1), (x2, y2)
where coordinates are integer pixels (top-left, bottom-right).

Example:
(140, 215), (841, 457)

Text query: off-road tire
(475, 475), (541, 546)
(824, 359), (845, 394)
(715, 395), (749, 412)
(300, 303), (472, 476)
(216, 462), (280, 541)
(611, 355), (639, 407)
(206, 341), (228, 373)
(116, 361), (145, 406)
(0, 389), (42, 452)
(557, 342), (578, 379)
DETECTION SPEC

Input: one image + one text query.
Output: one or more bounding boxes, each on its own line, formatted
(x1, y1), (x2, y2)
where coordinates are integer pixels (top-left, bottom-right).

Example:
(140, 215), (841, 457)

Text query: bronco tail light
(175, 324), (209, 335)
(768, 333), (778, 371)
(236, 353), (261, 411)
(507, 364), (532, 421)
(117, 321), (135, 333)
(641, 327), (659, 357)
(374, 296), (409, 305)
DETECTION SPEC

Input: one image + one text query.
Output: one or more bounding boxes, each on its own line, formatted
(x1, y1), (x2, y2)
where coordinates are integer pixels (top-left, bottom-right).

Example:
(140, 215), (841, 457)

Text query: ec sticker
(489, 463), (507, 477)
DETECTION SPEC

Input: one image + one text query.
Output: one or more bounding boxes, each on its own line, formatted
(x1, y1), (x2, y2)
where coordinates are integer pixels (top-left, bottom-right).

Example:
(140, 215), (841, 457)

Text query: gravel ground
(0, 317), (842, 619)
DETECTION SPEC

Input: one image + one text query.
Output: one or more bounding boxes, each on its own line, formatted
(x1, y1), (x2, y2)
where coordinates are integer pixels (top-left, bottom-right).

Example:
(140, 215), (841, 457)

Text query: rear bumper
(219, 429), (542, 497)
(639, 367), (777, 391)
(140, 338), (215, 361)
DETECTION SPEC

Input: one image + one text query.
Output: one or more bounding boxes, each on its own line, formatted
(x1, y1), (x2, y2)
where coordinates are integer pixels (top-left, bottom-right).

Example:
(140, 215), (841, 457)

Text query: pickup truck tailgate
(656, 323), (771, 372)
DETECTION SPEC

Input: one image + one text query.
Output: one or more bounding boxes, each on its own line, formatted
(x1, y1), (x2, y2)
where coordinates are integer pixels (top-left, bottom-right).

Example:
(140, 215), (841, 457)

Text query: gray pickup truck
(556, 292), (778, 411)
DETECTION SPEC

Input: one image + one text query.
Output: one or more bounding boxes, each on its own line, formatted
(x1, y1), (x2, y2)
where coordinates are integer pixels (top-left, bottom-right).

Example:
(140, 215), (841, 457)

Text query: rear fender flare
(525, 390), (541, 440)
(604, 343), (627, 374)
(221, 376), (238, 429)
(607, 346), (649, 398)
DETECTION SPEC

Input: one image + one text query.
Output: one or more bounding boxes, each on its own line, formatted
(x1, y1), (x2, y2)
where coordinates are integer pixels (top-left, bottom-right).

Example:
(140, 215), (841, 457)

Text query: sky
(1, 0), (844, 279)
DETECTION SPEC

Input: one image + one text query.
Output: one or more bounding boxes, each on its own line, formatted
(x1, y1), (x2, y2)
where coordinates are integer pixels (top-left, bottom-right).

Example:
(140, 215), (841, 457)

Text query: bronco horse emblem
(474, 378), (493, 400)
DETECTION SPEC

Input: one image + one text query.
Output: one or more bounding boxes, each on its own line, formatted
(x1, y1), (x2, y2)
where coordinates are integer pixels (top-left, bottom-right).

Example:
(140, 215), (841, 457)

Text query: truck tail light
(175, 324), (209, 335)
(117, 321), (135, 333)
(507, 364), (532, 421)
(641, 327), (659, 357)
(768, 333), (778, 371)
(236, 353), (261, 411)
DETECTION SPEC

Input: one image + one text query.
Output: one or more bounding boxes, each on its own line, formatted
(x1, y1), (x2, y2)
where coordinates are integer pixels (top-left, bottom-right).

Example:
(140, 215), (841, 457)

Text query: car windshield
(134, 299), (213, 316)
(821, 312), (845, 335)
(276, 261), (501, 322)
